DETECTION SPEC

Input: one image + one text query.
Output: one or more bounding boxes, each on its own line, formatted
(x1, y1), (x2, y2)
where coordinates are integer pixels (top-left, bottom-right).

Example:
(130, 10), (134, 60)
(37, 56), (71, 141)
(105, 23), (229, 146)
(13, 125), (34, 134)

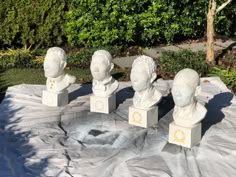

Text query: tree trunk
(206, 0), (232, 65)
(206, 0), (216, 65)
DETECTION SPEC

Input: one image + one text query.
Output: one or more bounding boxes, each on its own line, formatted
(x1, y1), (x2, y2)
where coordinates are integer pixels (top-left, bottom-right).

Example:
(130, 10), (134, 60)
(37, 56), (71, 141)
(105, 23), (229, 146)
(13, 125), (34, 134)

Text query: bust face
(90, 56), (110, 81)
(44, 53), (64, 78)
(172, 83), (195, 107)
(130, 63), (151, 92)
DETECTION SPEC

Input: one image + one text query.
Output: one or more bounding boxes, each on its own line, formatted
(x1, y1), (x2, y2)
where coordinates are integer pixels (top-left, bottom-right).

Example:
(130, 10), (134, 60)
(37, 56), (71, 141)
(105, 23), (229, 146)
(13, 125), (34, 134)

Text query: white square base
(90, 94), (116, 114)
(42, 90), (68, 107)
(128, 106), (158, 128)
(168, 122), (202, 148)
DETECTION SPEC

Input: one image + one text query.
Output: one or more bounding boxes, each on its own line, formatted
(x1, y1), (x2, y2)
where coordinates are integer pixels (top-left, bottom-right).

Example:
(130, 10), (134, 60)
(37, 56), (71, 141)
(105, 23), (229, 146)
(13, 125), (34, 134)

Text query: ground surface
(0, 78), (236, 177)
(0, 68), (130, 102)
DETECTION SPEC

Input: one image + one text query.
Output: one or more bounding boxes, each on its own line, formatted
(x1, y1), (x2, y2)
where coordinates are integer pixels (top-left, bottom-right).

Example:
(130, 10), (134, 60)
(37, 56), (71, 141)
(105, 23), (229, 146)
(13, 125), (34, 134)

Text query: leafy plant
(158, 49), (208, 78)
(0, 46), (33, 68)
(208, 67), (236, 91)
(215, 0), (236, 36)
(0, 0), (71, 48)
(0, 0), (235, 48)
(66, 0), (148, 47)
(66, 0), (235, 47)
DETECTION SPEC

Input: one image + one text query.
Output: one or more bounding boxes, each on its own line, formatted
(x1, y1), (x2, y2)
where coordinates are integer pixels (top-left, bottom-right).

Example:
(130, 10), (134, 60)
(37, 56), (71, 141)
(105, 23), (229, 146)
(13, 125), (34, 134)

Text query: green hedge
(66, 0), (236, 47)
(0, 0), (70, 48)
(66, 0), (148, 47)
(0, 0), (235, 48)
(159, 49), (209, 78)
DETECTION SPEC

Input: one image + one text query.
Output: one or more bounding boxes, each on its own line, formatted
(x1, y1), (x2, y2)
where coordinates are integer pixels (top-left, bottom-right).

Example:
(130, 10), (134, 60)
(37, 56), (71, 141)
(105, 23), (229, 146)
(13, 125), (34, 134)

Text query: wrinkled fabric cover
(0, 78), (236, 177)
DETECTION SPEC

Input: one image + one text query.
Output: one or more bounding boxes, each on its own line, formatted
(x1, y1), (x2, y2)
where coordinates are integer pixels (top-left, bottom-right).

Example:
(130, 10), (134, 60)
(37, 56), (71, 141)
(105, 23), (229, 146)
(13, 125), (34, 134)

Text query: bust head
(130, 55), (157, 92)
(44, 47), (67, 78)
(90, 50), (114, 81)
(172, 68), (200, 107)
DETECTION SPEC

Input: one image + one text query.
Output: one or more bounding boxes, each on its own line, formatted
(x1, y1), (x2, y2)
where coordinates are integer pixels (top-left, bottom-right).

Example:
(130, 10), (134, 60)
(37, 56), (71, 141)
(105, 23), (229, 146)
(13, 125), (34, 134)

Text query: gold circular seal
(174, 129), (185, 144)
(132, 111), (142, 124)
(95, 100), (104, 110)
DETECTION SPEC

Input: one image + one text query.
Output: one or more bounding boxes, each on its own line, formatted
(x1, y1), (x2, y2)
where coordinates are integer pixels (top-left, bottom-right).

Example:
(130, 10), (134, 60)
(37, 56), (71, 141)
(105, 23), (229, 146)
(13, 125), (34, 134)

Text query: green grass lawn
(0, 68), (130, 102)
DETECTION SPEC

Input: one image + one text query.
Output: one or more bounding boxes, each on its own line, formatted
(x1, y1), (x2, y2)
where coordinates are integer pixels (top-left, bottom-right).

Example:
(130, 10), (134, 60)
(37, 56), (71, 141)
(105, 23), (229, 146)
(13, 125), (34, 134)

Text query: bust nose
(94, 67), (99, 72)
(174, 90), (181, 97)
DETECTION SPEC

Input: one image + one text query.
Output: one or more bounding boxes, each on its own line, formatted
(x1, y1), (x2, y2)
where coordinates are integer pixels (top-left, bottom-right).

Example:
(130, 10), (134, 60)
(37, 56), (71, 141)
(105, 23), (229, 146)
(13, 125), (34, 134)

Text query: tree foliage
(0, 0), (69, 49)
(0, 0), (235, 48)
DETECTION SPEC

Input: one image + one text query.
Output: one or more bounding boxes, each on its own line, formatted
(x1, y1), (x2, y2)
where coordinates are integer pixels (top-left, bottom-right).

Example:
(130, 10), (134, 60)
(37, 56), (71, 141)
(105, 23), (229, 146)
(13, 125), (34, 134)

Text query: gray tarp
(0, 77), (236, 177)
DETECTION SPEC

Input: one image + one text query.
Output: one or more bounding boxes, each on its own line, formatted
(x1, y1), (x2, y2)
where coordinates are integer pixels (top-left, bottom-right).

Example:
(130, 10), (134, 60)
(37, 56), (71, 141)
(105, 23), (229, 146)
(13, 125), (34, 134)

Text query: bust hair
(132, 55), (156, 76)
(92, 50), (112, 65)
(46, 47), (66, 62)
(173, 68), (200, 89)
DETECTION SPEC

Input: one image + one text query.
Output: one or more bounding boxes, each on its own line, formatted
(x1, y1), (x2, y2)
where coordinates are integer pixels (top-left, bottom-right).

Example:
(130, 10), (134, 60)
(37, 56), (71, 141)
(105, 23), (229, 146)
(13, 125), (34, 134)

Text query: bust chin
(173, 102), (207, 127)
(133, 86), (162, 109)
(92, 76), (119, 97)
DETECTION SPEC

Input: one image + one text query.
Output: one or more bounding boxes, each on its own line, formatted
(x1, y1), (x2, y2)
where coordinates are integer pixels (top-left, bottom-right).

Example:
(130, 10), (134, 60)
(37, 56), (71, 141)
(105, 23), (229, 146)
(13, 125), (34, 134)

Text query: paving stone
(143, 46), (178, 58)
(143, 48), (159, 58)
(113, 55), (138, 68)
(178, 43), (207, 52)
(158, 46), (180, 52)
(215, 40), (236, 49)
(143, 48), (162, 59)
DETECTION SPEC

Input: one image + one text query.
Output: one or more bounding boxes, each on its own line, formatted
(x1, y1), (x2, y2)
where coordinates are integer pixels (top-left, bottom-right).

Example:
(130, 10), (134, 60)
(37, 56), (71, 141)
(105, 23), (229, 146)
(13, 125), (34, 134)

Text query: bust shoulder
(65, 74), (76, 84)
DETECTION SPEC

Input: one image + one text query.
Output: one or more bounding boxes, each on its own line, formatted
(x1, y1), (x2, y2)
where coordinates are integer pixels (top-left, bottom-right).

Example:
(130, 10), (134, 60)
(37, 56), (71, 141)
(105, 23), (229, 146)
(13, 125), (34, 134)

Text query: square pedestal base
(128, 106), (158, 128)
(168, 122), (202, 148)
(42, 90), (68, 107)
(90, 94), (116, 114)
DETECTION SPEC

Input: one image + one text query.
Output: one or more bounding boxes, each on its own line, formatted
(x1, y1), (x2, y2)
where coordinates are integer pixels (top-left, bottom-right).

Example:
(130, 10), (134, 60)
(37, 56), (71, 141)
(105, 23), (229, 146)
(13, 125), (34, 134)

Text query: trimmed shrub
(158, 49), (208, 78)
(66, 0), (235, 47)
(139, 0), (207, 44)
(0, 0), (70, 48)
(0, 48), (33, 68)
(0, 0), (235, 48)
(66, 0), (149, 47)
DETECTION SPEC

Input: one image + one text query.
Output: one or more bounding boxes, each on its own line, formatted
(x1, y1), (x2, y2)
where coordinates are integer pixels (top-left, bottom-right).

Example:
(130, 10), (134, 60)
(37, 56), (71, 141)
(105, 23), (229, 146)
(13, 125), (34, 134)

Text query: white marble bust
(43, 47), (76, 93)
(130, 55), (162, 109)
(90, 50), (119, 97)
(172, 68), (207, 127)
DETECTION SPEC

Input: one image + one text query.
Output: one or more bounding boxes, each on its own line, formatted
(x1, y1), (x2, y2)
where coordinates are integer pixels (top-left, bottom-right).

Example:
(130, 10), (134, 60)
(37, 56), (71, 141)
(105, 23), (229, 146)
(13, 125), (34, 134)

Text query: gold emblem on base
(174, 129), (186, 144)
(132, 111), (142, 125)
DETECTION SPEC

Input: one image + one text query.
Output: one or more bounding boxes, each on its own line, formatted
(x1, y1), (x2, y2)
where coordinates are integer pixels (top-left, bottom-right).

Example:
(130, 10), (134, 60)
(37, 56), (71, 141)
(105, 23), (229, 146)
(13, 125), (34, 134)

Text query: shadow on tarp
(158, 93), (175, 121)
(0, 97), (49, 176)
(69, 83), (92, 102)
(0, 69), (10, 103)
(202, 92), (234, 136)
(69, 82), (135, 108)
(116, 86), (134, 107)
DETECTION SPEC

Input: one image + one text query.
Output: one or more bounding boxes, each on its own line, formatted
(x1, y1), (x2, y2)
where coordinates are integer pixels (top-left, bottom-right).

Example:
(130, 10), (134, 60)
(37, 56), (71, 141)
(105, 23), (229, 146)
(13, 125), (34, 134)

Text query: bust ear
(61, 61), (67, 69)
(195, 86), (201, 96)
(150, 73), (157, 83)
(109, 63), (114, 72)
